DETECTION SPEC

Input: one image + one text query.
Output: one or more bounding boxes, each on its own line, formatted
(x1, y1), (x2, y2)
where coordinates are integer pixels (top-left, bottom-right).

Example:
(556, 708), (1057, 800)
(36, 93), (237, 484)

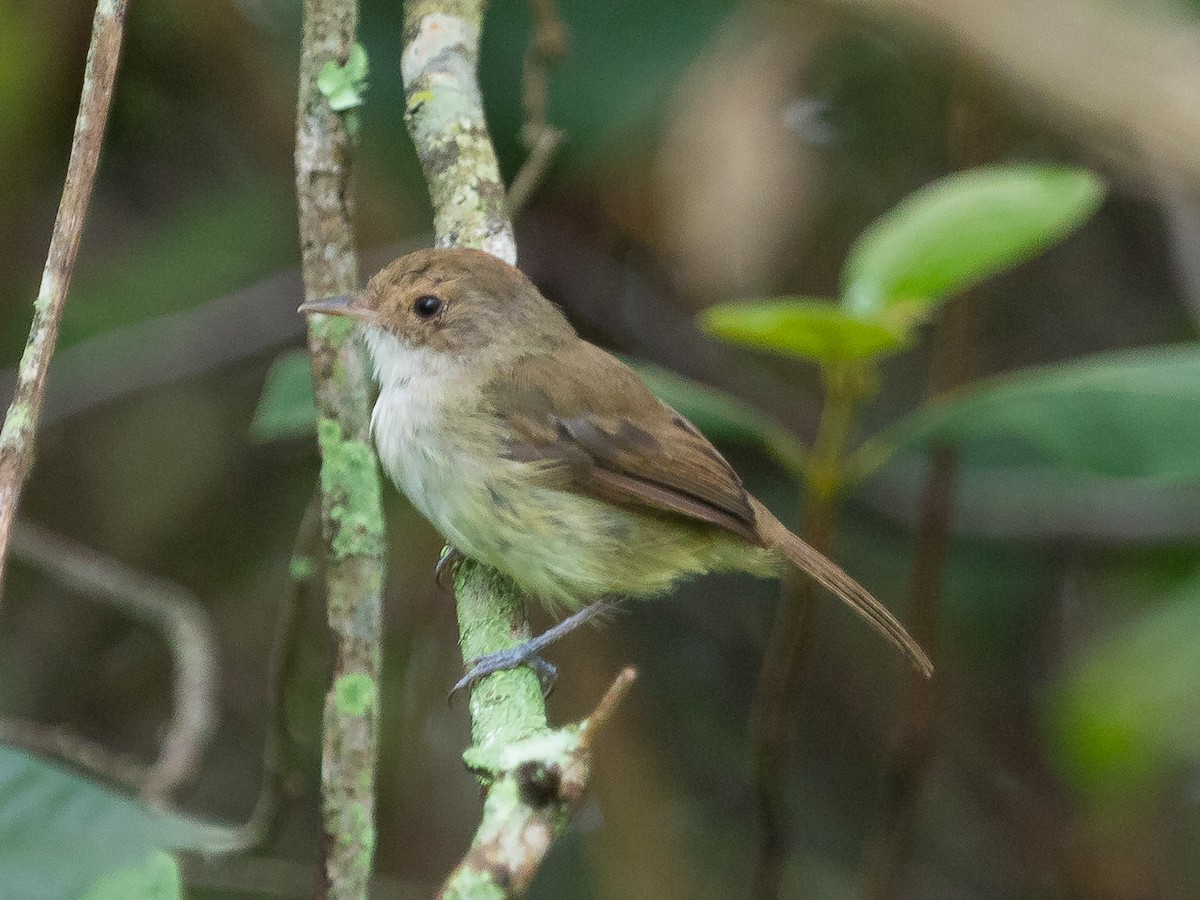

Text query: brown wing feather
(488, 340), (933, 676)
(489, 341), (763, 543)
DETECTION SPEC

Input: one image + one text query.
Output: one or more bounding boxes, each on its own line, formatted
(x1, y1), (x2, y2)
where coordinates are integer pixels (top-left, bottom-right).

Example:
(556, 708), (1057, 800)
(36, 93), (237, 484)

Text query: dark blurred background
(3, 0), (1200, 897)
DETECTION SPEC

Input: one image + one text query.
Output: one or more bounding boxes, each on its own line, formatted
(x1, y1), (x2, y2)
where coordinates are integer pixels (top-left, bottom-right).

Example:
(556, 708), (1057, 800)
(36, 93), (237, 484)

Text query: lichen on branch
(399, 2), (635, 897)
(296, 0), (387, 897)
(402, 0), (517, 263)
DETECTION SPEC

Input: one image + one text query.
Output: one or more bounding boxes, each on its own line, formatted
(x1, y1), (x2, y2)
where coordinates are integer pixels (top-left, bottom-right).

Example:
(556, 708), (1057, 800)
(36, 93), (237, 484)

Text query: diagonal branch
(0, 0), (129, 602)
(506, 0), (568, 217)
(7, 522), (219, 800)
(296, 1), (387, 897)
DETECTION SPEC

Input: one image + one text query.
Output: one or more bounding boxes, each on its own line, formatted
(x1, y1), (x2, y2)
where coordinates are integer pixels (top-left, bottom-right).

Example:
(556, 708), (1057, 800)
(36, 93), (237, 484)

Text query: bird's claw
(435, 546), (465, 590)
(447, 648), (559, 704)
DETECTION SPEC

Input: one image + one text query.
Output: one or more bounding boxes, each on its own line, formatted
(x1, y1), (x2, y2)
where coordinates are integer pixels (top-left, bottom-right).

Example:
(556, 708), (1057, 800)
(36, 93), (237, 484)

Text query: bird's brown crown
(353, 247), (574, 356)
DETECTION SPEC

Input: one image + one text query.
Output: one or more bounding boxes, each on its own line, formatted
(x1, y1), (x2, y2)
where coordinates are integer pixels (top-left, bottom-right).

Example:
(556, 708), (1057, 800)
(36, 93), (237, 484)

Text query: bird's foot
(451, 647), (559, 701)
(448, 600), (621, 702)
(435, 545), (465, 590)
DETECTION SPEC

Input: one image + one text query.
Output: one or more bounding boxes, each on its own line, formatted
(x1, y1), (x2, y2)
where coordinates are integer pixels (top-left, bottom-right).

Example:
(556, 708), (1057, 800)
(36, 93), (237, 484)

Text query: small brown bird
(301, 248), (932, 689)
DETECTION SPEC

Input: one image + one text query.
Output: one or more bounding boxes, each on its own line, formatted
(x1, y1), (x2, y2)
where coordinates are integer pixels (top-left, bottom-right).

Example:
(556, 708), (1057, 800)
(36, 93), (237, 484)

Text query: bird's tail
(750, 497), (933, 677)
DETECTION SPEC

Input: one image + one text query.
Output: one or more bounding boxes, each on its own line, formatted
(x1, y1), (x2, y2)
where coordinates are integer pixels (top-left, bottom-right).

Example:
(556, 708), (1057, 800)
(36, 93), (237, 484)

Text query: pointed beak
(298, 293), (378, 324)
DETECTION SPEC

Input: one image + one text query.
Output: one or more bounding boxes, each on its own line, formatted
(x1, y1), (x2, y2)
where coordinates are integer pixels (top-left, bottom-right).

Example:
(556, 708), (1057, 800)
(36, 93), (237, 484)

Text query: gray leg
(450, 600), (622, 700)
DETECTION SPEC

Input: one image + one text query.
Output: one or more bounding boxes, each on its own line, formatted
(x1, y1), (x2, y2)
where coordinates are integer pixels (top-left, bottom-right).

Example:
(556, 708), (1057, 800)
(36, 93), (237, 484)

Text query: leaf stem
(750, 358), (871, 899)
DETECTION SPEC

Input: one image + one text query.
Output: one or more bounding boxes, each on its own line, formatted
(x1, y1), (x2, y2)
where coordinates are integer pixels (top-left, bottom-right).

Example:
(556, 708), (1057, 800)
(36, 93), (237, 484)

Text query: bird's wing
(487, 341), (763, 544)
(488, 340), (934, 676)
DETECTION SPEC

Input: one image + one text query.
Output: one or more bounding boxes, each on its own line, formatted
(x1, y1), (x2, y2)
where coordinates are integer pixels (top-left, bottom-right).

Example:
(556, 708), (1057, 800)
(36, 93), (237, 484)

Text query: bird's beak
(298, 293), (378, 324)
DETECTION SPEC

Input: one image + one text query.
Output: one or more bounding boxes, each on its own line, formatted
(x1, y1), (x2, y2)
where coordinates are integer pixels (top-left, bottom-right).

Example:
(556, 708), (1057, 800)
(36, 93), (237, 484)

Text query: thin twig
(223, 490), (325, 853)
(11, 521), (219, 801)
(297, 1), (388, 897)
(507, 128), (564, 218)
(0, 719), (148, 791)
(521, 0), (568, 147)
(0, 0), (129, 601)
(506, 0), (568, 217)
(859, 448), (951, 899)
(579, 665), (638, 750)
(748, 511), (831, 900)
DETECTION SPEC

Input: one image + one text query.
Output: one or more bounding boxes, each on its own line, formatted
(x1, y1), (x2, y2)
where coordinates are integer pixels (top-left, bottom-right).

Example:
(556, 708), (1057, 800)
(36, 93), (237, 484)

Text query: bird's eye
(413, 295), (444, 318)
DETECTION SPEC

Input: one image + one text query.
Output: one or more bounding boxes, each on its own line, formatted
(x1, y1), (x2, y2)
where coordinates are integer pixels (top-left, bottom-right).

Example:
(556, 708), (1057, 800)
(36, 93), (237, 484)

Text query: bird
(300, 247), (932, 691)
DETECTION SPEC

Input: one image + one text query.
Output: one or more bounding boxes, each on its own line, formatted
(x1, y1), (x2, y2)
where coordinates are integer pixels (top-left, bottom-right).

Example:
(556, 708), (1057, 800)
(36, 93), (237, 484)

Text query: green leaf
(841, 165), (1105, 324)
(861, 457), (1200, 542)
(0, 746), (237, 899)
(318, 43), (369, 112)
(699, 298), (905, 363)
(865, 344), (1200, 481)
(251, 350), (317, 442)
(1051, 579), (1200, 795)
(629, 360), (807, 473)
(82, 852), (182, 900)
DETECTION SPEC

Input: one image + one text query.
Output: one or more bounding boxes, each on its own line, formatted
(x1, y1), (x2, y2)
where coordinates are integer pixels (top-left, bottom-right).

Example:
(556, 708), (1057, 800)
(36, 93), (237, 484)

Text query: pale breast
(363, 326), (761, 608)
(368, 345), (487, 526)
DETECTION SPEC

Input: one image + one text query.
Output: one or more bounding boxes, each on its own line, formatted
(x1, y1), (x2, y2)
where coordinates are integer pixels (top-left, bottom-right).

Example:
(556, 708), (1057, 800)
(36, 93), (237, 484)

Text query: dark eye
(413, 295), (443, 318)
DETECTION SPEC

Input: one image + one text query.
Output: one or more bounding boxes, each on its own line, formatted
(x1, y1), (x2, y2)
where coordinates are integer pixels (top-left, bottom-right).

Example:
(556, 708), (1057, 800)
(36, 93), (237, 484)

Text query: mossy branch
(401, 3), (632, 895)
(296, 0), (387, 896)
(0, 0), (129, 600)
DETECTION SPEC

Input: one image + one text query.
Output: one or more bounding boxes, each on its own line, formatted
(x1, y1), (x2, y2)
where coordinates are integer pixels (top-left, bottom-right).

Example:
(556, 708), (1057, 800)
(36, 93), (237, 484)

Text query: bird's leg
(435, 545), (465, 590)
(450, 599), (622, 700)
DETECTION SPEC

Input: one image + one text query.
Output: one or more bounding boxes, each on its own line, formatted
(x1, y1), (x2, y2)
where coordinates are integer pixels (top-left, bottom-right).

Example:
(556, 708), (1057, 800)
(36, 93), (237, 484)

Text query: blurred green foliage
(3, 0), (1199, 897)
(868, 343), (1200, 479)
(689, 165), (1106, 503)
(82, 852), (182, 900)
(1052, 566), (1200, 795)
(703, 165), (1106, 366)
(0, 748), (230, 899)
(251, 350), (318, 443)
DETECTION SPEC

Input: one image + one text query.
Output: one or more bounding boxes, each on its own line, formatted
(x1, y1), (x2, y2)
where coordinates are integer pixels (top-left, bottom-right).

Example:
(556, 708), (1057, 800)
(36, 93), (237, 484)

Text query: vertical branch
(296, 2), (387, 897)
(402, 4), (633, 896)
(402, 0), (516, 262)
(0, 0), (129, 599)
(400, 0), (538, 720)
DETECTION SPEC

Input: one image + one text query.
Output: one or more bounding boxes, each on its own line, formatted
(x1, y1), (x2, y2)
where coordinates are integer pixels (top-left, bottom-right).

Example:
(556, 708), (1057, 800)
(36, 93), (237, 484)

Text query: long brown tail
(750, 497), (933, 677)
